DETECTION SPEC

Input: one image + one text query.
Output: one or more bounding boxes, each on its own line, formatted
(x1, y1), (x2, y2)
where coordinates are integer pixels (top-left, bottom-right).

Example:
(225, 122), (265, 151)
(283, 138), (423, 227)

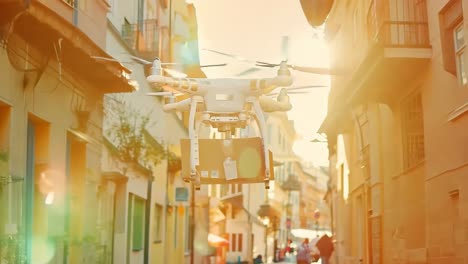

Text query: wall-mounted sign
(175, 187), (189, 202)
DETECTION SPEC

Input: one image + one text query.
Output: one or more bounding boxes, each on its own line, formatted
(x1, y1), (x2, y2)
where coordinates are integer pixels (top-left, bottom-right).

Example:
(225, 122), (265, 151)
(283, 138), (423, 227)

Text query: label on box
(224, 158), (238, 181)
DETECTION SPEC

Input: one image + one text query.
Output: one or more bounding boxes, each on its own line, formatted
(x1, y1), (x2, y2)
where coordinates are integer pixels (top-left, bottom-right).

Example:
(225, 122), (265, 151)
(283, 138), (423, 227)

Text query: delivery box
(181, 137), (274, 184)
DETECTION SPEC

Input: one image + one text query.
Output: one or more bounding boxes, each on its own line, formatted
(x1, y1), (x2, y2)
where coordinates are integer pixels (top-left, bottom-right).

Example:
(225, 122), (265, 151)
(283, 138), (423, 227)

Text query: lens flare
(31, 237), (55, 264)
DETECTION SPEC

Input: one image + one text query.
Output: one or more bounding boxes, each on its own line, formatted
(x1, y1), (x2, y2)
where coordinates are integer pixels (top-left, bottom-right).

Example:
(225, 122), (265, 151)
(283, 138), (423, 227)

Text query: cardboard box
(181, 137), (274, 184)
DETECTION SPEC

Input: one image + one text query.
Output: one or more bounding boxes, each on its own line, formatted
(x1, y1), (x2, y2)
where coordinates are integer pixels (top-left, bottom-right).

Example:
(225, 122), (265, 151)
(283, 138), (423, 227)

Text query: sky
(189, 0), (330, 166)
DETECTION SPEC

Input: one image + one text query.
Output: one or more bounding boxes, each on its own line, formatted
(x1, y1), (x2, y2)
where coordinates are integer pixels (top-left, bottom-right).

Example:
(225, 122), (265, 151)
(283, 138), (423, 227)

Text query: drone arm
(162, 98), (191, 112)
(255, 75), (293, 94)
(188, 97), (203, 189)
(147, 75), (198, 94)
(258, 96), (292, 112)
(268, 75), (293, 87)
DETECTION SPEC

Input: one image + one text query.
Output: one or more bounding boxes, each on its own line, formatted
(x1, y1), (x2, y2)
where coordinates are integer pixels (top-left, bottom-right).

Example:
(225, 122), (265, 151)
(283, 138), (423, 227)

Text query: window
(231, 233), (237, 251)
(439, 0), (463, 77)
(132, 195), (145, 251)
(238, 233), (243, 252)
(454, 23), (467, 85)
(401, 91), (425, 169)
(229, 233), (243, 252)
(153, 204), (163, 242)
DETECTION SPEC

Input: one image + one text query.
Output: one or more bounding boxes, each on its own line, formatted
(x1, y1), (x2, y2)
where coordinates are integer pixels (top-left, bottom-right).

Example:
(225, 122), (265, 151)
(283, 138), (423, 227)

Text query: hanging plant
(167, 151), (182, 173)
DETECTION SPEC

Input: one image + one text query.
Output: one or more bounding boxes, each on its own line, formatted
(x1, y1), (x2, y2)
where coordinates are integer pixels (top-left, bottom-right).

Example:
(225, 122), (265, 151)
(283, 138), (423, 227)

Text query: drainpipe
(144, 172), (154, 264)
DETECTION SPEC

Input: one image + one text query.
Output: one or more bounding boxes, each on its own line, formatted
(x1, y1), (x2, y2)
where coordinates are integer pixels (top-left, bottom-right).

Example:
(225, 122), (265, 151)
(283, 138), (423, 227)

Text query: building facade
(104, 0), (203, 263)
(320, 0), (468, 263)
(0, 0), (134, 263)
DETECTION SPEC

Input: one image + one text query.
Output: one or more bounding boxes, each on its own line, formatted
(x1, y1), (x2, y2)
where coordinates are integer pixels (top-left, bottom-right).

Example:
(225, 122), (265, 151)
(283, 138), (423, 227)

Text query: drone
(142, 57), (328, 190)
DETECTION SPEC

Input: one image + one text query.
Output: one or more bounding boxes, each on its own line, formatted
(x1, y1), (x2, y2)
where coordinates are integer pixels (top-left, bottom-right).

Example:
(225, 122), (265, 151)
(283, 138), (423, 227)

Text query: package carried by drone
(181, 137), (274, 184)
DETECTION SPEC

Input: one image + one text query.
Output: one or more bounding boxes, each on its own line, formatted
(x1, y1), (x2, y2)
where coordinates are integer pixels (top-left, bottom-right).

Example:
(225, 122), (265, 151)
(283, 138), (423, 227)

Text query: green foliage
(105, 95), (167, 168)
(167, 151), (182, 173)
(0, 234), (26, 264)
(0, 150), (7, 162)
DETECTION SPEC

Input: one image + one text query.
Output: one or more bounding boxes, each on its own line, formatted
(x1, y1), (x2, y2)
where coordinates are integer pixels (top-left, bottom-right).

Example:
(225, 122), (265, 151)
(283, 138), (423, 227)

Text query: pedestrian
(296, 238), (311, 264)
(253, 254), (264, 264)
(316, 234), (334, 264)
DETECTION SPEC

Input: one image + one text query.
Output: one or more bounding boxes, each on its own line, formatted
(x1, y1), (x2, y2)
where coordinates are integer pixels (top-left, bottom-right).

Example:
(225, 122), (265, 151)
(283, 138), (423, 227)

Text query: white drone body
(147, 59), (294, 190)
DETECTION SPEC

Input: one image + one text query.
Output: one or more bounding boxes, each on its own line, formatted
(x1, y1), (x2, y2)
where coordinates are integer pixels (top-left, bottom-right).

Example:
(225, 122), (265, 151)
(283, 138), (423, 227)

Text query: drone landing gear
(191, 170), (201, 190)
(264, 169), (270, 190)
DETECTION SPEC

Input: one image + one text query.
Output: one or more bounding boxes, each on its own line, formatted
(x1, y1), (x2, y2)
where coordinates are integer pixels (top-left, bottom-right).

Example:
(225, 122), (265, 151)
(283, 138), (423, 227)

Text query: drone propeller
(235, 67), (263, 77)
(203, 37), (338, 75)
(129, 55), (227, 68)
(266, 84), (328, 96)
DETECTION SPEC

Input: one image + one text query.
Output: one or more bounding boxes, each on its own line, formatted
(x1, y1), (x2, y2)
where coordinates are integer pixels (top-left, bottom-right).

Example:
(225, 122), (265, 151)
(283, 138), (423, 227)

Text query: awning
(1, 1), (136, 93)
(208, 233), (229, 246)
(291, 228), (332, 239)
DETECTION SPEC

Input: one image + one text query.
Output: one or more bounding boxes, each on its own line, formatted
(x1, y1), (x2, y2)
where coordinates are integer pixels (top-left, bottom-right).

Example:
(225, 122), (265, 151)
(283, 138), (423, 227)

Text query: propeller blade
(129, 55), (152, 65)
(202, 48), (335, 76)
(202, 49), (258, 64)
(200, 63), (228, 68)
(90, 56), (134, 64)
(255, 61), (279, 67)
(236, 67), (262, 77)
(285, 85), (328, 91)
(289, 65), (336, 75)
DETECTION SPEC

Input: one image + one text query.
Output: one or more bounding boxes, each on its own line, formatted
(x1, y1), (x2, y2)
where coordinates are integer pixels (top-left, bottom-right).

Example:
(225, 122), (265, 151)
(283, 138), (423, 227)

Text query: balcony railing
(121, 19), (159, 57)
(220, 184), (243, 198)
(367, 0), (429, 47)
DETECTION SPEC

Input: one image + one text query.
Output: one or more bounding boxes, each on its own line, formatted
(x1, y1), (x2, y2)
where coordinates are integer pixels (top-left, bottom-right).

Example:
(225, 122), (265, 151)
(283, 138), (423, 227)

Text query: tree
(104, 94), (180, 171)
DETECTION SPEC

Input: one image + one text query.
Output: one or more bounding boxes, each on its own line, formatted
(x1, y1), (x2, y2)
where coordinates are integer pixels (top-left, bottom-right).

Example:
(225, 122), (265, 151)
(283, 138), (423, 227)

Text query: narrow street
(1, 0), (468, 264)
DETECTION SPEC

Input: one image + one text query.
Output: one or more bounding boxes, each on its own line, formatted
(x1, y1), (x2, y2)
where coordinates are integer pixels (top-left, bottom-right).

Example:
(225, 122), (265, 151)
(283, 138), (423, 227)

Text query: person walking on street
(296, 238), (311, 264)
(316, 234), (334, 264)
(253, 254), (264, 264)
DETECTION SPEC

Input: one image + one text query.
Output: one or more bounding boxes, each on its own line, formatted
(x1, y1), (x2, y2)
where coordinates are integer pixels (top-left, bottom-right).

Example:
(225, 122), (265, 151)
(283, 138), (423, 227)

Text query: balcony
(0, 0), (134, 93)
(347, 0), (432, 105)
(219, 184), (243, 207)
(367, 0), (430, 48)
(122, 19), (159, 60)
